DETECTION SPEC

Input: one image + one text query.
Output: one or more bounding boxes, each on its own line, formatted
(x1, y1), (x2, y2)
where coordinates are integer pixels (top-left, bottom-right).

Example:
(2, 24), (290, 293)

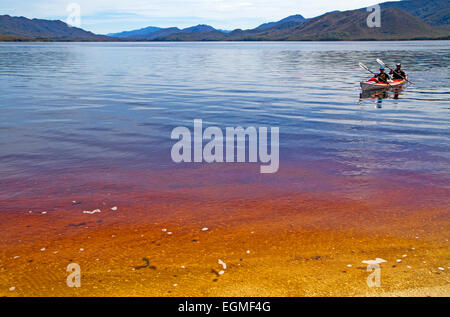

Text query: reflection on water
(359, 86), (406, 108)
(0, 41), (449, 196)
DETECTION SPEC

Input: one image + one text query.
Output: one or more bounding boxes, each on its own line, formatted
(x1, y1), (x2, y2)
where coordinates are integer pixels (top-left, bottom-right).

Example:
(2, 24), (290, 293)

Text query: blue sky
(2, 0), (397, 34)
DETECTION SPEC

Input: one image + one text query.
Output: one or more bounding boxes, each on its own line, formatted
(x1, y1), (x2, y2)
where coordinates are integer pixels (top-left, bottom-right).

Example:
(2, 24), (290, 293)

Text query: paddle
(359, 62), (393, 88)
(376, 58), (413, 84)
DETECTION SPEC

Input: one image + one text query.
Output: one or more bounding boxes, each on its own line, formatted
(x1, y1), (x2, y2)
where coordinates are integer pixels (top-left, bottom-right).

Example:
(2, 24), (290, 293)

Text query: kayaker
(375, 66), (391, 83)
(390, 63), (407, 80)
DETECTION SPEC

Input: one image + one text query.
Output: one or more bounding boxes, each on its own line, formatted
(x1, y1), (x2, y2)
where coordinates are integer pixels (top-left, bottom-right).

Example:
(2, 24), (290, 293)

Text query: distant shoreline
(1, 37), (450, 43)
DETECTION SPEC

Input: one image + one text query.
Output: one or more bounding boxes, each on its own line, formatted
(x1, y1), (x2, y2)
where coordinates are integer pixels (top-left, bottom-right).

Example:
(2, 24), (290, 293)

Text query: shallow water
(0, 41), (449, 208)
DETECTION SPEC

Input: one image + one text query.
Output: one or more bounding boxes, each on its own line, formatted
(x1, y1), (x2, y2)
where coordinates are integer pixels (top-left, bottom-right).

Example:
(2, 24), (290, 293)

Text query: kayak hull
(360, 79), (406, 91)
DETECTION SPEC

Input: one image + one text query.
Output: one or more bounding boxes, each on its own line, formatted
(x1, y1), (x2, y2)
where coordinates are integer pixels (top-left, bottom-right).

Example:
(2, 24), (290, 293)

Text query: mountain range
(108, 24), (218, 40)
(379, 0), (450, 28)
(1, 0), (449, 41)
(0, 15), (110, 41)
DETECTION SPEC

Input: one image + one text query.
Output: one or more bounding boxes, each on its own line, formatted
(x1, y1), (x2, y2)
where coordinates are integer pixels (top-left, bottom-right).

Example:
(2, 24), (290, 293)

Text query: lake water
(0, 41), (449, 211)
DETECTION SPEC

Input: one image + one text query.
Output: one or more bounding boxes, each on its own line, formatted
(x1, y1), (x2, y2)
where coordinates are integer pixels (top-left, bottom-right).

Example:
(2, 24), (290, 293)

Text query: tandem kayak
(360, 79), (407, 91)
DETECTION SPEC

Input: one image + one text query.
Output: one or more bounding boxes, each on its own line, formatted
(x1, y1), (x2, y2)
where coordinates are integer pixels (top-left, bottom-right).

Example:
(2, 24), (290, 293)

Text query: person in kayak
(389, 63), (407, 80)
(375, 66), (391, 83)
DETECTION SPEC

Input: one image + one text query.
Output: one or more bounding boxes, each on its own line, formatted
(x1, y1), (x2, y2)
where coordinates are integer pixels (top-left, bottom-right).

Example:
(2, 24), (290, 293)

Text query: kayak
(360, 79), (407, 91)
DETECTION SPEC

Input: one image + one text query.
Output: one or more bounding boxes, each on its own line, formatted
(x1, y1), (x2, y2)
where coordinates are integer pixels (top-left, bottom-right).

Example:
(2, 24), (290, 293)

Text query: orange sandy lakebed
(0, 162), (449, 297)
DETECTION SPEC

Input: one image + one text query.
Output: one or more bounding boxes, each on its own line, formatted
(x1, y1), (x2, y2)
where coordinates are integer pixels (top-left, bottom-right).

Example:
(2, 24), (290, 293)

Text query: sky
(1, 0), (399, 34)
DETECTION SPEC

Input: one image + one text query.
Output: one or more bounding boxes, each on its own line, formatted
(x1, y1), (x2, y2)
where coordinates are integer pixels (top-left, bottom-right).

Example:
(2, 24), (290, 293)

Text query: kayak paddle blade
(376, 58), (386, 67)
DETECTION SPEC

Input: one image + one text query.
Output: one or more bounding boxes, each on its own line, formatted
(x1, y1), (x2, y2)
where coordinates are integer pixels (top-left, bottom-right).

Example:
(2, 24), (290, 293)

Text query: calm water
(0, 41), (449, 202)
